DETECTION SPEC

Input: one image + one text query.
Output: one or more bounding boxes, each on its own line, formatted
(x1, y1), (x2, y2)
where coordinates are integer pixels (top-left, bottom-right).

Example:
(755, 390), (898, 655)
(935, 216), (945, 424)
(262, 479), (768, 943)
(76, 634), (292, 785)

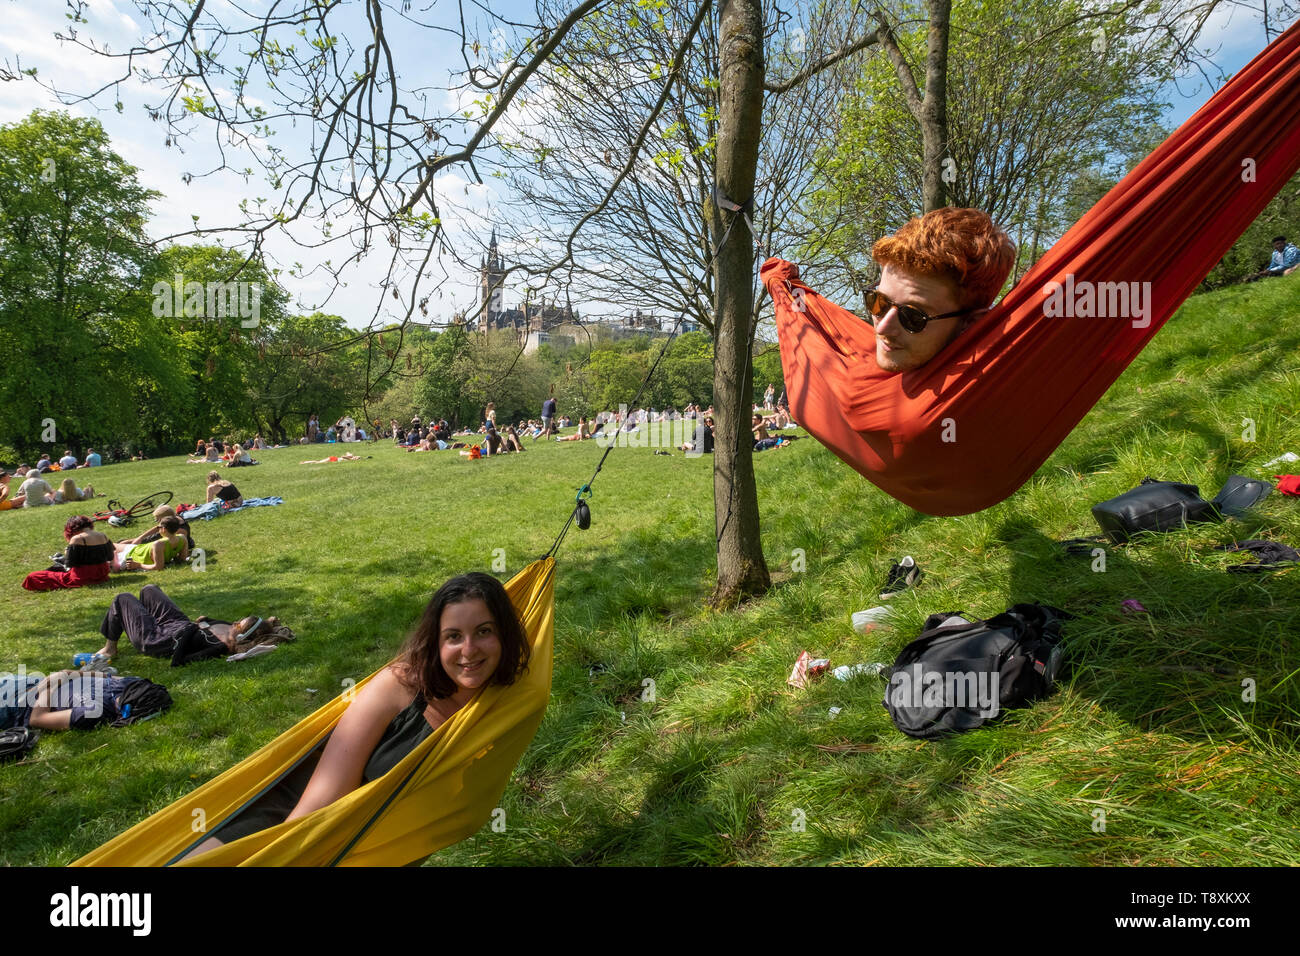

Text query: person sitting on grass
(0, 469), (27, 510)
(18, 470), (54, 507)
(225, 443), (255, 467)
(53, 476), (94, 503)
(112, 515), (189, 572)
(93, 583), (264, 663)
(59, 449), (79, 470)
(1248, 235), (1300, 280)
(81, 449), (102, 468)
(206, 472), (243, 507)
(483, 425), (503, 456)
(22, 515), (115, 592)
(503, 425), (525, 452)
(179, 571), (530, 859)
(0, 668), (154, 732)
(680, 416), (715, 453)
(753, 413), (781, 452)
(556, 416), (592, 442)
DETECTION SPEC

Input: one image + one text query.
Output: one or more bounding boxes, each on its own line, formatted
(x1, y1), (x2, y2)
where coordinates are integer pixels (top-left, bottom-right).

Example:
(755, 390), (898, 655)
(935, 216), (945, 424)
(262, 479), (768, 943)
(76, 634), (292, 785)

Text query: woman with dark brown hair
(182, 572), (530, 858)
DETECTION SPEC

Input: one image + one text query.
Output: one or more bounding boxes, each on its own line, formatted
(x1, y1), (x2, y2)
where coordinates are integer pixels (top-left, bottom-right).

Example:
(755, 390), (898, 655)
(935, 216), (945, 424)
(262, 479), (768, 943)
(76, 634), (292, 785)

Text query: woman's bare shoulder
(367, 664), (420, 706)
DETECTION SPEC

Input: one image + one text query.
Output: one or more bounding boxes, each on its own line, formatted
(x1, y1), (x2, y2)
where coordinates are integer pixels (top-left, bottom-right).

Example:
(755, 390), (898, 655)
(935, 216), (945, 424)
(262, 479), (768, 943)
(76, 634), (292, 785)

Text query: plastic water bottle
(833, 662), (887, 681)
(73, 653), (94, 668)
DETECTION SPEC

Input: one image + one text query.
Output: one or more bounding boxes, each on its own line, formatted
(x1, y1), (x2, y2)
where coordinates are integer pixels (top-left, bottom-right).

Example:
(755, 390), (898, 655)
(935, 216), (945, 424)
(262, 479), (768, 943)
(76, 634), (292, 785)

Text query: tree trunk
(710, 0), (770, 606)
(920, 0), (951, 213)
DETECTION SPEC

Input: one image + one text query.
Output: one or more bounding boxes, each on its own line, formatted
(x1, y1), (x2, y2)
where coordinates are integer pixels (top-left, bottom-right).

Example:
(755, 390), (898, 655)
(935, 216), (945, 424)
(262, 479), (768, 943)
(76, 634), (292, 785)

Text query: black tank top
(65, 540), (114, 567)
(210, 694), (437, 847)
(363, 694), (436, 781)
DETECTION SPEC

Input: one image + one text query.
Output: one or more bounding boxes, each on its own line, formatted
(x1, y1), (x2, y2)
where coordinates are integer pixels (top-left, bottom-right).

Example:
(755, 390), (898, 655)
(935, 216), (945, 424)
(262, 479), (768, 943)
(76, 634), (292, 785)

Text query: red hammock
(764, 22), (1300, 516)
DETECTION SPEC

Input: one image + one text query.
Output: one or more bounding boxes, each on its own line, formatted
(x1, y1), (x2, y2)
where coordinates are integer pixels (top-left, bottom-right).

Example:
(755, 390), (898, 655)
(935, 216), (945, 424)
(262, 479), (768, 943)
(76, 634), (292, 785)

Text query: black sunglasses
(863, 286), (986, 334)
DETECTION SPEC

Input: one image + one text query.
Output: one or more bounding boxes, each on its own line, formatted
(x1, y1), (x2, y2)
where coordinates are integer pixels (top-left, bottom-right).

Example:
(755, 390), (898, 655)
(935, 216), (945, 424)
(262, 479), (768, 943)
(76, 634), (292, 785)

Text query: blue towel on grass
(181, 496), (284, 521)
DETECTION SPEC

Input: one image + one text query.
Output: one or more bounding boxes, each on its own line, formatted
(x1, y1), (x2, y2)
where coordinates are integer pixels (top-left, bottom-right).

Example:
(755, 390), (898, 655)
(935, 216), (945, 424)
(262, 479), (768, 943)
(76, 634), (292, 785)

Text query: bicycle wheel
(127, 490), (173, 517)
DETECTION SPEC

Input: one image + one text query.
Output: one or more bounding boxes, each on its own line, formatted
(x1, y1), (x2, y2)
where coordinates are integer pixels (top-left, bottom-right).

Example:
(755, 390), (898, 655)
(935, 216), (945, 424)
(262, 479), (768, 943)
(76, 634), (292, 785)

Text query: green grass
(3, 277), (1300, 866)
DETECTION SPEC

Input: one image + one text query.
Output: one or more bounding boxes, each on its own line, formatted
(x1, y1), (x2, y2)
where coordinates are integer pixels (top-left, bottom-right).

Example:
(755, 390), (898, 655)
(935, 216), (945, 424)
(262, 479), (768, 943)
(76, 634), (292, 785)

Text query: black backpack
(110, 679), (173, 726)
(0, 728), (38, 763)
(883, 604), (1071, 739)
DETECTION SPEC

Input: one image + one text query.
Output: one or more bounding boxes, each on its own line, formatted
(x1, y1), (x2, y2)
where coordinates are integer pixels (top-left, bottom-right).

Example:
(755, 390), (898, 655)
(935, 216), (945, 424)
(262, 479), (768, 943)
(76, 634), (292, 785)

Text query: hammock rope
(547, 195), (755, 557)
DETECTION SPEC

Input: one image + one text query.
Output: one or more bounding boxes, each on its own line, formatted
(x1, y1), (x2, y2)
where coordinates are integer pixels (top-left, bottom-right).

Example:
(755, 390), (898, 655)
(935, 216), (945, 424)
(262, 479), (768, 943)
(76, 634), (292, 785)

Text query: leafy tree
(806, 0), (1180, 291)
(1200, 168), (1300, 289)
(0, 110), (161, 457)
(586, 348), (650, 412)
(147, 245), (286, 443)
(417, 324), (475, 427)
(245, 312), (356, 443)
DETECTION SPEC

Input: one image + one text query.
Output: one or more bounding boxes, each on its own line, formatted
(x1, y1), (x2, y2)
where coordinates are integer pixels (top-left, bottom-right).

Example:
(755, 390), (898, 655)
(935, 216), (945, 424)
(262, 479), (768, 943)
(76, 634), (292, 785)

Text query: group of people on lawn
(0, 451), (102, 511)
(188, 436), (263, 466)
(17, 470), (245, 592)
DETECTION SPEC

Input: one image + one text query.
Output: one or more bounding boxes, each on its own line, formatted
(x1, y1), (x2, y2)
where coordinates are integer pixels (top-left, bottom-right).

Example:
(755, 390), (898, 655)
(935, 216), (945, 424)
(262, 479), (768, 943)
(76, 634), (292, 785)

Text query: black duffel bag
(1091, 475), (1271, 544)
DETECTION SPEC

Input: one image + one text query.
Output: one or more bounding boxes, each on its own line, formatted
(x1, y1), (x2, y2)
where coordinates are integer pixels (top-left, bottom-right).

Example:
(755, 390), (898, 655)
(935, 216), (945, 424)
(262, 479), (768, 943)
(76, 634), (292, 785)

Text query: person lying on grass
(118, 504), (195, 550)
(300, 453), (364, 463)
(180, 571), (530, 859)
(111, 515), (189, 572)
(93, 583), (265, 663)
(1, 669), (150, 732)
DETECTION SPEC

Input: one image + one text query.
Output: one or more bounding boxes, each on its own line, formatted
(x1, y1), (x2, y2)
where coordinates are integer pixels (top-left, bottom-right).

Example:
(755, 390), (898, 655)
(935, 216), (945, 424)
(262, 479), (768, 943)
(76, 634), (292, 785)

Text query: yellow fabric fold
(72, 557), (555, 867)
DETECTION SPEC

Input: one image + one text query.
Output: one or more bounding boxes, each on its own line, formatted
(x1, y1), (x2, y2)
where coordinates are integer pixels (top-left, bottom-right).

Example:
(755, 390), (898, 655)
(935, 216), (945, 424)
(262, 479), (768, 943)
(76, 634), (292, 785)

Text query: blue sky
(0, 0), (1286, 330)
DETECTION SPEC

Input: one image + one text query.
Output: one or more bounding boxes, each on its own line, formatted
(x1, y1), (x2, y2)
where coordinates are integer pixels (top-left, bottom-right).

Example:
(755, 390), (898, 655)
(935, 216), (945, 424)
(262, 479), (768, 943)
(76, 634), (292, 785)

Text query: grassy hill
(3, 277), (1299, 866)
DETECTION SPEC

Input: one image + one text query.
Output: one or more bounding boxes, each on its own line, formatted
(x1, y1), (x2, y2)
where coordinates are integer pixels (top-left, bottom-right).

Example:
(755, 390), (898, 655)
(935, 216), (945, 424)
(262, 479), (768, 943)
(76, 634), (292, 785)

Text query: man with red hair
(861, 207), (1016, 373)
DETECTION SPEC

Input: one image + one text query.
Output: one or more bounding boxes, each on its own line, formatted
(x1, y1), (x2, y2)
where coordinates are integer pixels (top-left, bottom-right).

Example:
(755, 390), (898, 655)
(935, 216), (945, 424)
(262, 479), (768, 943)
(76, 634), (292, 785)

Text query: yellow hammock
(72, 557), (555, 867)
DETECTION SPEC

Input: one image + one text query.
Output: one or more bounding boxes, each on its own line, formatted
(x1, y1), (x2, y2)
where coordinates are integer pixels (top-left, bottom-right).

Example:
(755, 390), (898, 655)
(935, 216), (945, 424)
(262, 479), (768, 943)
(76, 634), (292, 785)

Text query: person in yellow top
(112, 516), (189, 571)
